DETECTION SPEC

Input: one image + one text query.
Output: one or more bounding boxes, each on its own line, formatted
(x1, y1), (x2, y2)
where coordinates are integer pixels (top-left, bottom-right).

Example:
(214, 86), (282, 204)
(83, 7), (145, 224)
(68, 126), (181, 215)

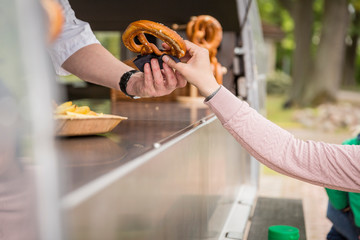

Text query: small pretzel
(122, 20), (186, 58)
(211, 57), (223, 85)
(42, 0), (64, 43)
(187, 15), (224, 84)
(186, 15), (222, 53)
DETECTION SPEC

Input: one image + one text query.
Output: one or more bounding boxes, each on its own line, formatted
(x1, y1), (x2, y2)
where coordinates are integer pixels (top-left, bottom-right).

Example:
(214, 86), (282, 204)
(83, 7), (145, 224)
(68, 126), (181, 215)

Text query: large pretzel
(122, 20), (186, 58)
(186, 15), (224, 84)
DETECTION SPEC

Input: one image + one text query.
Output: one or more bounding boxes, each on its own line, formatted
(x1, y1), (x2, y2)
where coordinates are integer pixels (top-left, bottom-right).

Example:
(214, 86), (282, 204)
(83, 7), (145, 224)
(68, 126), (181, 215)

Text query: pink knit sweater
(206, 86), (360, 192)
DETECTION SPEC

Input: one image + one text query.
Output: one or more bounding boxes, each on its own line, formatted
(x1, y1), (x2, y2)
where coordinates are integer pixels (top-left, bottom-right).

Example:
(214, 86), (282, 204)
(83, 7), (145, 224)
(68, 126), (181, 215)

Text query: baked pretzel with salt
(122, 20), (186, 59)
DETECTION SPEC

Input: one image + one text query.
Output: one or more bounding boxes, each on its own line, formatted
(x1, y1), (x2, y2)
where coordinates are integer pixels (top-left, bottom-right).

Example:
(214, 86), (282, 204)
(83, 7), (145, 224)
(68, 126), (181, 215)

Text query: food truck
(0, 0), (280, 239)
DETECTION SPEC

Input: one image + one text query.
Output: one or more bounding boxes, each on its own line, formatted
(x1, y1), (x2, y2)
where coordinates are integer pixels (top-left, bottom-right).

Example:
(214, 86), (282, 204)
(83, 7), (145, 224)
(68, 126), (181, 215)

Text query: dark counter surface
(56, 100), (213, 195)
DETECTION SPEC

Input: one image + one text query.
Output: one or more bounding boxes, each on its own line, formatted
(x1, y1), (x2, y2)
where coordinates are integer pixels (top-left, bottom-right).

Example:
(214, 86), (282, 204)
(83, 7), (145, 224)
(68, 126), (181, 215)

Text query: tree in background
(258, 0), (359, 107)
(342, 2), (360, 86)
(302, 0), (349, 105)
(277, 0), (315, 106)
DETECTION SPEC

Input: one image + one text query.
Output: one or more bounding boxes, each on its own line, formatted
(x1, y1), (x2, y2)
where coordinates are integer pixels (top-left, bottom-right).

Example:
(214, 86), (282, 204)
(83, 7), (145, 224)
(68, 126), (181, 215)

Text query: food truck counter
(57, 99), (257, 240)
(56, 99), (212, 195)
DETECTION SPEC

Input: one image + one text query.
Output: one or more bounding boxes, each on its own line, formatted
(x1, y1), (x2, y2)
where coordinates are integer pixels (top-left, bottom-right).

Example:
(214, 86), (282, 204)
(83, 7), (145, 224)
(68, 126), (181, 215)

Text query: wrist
(125, 73), (138, 96)
(119, 70), (140, 98)
(204, 85), (222, 101)
(197, 78), (220, 97)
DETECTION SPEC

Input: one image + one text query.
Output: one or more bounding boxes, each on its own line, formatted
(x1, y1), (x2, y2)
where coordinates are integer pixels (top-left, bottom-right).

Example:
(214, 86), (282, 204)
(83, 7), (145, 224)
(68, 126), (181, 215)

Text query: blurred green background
(259, 0), (360, 106)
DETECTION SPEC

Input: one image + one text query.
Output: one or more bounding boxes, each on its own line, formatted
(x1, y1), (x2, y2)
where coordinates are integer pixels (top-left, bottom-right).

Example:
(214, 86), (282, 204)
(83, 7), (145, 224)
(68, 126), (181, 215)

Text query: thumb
(162, 55), (185, 72)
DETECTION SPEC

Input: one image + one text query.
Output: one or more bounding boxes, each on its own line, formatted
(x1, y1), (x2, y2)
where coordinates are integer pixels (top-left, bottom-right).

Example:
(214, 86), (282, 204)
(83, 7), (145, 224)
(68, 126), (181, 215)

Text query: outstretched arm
(163, 40), (360, 192)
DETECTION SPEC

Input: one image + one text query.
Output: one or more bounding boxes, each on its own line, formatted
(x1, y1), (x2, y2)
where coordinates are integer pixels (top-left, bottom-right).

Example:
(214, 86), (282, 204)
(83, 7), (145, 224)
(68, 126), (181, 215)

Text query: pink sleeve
(206, 86), (360, 192)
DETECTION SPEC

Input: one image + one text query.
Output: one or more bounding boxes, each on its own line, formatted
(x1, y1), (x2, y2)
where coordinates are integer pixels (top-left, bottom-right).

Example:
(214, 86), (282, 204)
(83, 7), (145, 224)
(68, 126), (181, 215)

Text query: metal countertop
(56, 100), (213, 195)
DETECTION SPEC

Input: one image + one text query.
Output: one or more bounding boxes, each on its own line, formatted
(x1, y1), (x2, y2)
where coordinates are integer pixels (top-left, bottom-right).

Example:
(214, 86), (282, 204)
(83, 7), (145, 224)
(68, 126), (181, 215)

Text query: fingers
(184, 40), (200, 55)
(162, 55), (191, 87)
(175, 71), (187, 88)
(161, 42), (171, 50)
(142, 57), (188, 97)
(150, 58), (165, 90)
(162, 55), (185, 72)
(184, 40), (198, 50)
(180, 53), (191, 63)
(162, 62), (177, 88)
(184, 40), (210, 60)
(143, 62), (155, 93)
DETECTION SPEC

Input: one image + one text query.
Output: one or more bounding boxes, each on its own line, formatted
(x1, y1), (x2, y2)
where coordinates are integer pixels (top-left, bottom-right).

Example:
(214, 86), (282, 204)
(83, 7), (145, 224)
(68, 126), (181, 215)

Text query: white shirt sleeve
(48, 0), (100, 76)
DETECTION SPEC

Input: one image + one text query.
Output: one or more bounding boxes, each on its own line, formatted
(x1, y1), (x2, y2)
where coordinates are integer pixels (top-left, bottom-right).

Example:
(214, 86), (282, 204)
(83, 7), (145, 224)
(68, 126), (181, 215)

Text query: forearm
(62, 43), (133, 90)
(206, 87), (360, 192)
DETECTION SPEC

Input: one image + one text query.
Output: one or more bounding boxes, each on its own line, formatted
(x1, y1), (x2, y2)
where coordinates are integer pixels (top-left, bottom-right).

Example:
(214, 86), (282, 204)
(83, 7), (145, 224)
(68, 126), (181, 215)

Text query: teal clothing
(325, 134), (360, 227)
(342, 136), (360, 145)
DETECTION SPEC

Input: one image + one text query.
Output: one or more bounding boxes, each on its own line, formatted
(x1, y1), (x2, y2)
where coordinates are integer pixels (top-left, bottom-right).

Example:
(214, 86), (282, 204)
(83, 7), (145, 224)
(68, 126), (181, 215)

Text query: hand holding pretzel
(120, 20), (187, 97)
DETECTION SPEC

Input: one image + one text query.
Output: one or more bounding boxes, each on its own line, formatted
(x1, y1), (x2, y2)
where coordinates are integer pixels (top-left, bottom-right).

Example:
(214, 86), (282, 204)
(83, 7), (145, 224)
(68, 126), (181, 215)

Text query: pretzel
(187, 15), (224, 84)
(211, 57), (223, 84)
(186, 15), (222, 55)
(122, 20), (186, 58)
(42, 0), (64, 43)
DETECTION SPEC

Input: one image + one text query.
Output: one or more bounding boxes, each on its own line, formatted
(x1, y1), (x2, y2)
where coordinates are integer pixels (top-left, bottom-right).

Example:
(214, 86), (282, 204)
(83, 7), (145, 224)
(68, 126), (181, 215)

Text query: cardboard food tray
(55, 113), (127, 137)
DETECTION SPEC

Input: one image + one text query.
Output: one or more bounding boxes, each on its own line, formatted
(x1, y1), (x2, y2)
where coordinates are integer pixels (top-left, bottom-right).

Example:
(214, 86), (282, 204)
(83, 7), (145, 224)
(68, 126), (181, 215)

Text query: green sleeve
(325, 188), (349, 210)
(342, 135), (360, 145)
(349, 193), (360, 227)
(341, 135), (360, 227)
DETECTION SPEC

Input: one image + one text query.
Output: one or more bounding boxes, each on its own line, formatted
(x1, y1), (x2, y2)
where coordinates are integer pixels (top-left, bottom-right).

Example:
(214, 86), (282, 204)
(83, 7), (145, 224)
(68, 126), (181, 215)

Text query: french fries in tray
(54, 101), (127, 137)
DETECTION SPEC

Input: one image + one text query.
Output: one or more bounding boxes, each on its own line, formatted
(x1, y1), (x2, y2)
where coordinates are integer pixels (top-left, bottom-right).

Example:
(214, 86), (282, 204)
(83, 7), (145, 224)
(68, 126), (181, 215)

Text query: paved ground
(337, 90), (360, 105)
(256, 127), (354, 240)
